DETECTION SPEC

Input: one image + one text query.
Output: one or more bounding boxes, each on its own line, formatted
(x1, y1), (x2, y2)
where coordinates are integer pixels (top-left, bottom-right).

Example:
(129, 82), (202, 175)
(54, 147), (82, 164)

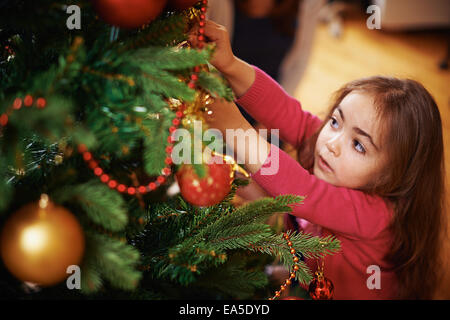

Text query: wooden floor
(293, 7), (450, 298)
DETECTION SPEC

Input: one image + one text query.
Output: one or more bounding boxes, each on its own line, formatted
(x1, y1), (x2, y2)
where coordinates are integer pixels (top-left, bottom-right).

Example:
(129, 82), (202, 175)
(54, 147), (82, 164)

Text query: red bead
(201, 7), (206, 12)
(100, 174), (110, 183)
(94, 167), (103, 176)
(165, 157), (173, 165)
(0, 114), (8, 126)
(190, 74), (198, 81)
(162, 167), (171, 176)
(199, 21), (205, 27)
(168, 136), (175, 143)
(188, 81), (196, 89)
(83, 152), (92, 161)
(157, 176), (165, 184)
(24, 95), (33, 107)
(108, 180), (118, 189)
(200, 14), (205, 20)
(193, 66), (200, 73)
(117, 184), (126, 193)
(77, 144), (87, 153)
(138, 186), (147, 194)
(148, 182), (157, 190)
(165, 145), (173, 154)
(197, 35), (204, 42)
(197, 42), (204, 49)
(88, 160), (98, 169)
(172, 118), (180, 126)
(13, 98), (22, 110)
(169, 126), (177, 133)
(175, 111), (183, 118)
(36, 97), (46, 109)
(127, 187), (136, 195)
(198, 28), (205, 34)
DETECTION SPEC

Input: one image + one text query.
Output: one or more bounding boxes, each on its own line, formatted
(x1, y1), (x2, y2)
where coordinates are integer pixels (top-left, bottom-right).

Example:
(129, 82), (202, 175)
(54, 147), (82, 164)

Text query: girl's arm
(201, 20), (322, 147)
(252, 144), (393, 240)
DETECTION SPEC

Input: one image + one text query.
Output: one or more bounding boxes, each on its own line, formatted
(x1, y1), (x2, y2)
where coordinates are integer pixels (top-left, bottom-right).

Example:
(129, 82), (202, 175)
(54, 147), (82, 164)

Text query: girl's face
(313, 91), (387, 189)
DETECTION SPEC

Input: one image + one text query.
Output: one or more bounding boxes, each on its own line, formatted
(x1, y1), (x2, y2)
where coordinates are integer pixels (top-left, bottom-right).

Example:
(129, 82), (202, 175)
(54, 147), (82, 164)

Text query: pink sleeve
(236, 66), (322, 147)
(252, 144), (393, 240)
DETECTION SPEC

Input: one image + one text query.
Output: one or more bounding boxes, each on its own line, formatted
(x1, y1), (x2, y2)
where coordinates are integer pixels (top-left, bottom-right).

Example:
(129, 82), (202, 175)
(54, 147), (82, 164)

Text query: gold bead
(285, 279), (291, 285)
(293, 256), (299, 263)
(290, 248), (296, 254)
(293, 265), (299, 271)
(54, 154), (63, 165)
(287, 241), (292, 247)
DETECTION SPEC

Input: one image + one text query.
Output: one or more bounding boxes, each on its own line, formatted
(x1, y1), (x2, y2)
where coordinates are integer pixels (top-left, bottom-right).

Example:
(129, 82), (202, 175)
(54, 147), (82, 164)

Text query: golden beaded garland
(269, 232), (301, 300)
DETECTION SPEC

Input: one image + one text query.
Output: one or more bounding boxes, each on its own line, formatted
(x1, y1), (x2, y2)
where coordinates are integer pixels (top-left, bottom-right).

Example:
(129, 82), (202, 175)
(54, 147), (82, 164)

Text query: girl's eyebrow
(336, 107), (380, 151)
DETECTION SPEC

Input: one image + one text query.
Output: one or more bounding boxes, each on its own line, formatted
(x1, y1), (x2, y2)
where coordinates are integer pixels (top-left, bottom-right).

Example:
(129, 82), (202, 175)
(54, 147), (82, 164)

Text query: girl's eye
(353, 139), (366, 154)
(330, 117), (339, 128)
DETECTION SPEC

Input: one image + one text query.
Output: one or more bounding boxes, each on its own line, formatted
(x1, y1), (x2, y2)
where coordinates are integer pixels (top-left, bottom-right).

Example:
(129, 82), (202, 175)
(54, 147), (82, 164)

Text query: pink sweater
(236, 66), (398, 299)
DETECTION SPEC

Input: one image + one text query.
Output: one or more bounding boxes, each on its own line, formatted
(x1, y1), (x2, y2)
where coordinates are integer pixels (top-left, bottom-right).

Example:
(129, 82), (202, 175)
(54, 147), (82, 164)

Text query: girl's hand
(189, 20), (255, 98)
(189, 20), (235, 74)
(204, 98), (271, 175)
(204, 98), (245, 136)
(201, 20), (236, 74)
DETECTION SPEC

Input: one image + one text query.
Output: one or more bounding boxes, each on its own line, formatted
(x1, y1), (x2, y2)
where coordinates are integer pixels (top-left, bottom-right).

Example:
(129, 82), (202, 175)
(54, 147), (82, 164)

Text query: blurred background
(210, 0), (450, 299)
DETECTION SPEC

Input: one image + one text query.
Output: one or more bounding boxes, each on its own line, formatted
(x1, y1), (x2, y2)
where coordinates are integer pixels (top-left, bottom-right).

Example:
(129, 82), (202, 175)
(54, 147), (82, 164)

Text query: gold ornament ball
(0, 196), (85, 286)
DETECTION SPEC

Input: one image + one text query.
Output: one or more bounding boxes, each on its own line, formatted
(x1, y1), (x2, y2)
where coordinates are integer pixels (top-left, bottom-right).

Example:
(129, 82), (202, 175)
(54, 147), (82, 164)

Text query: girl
(197, 20), (447, 299)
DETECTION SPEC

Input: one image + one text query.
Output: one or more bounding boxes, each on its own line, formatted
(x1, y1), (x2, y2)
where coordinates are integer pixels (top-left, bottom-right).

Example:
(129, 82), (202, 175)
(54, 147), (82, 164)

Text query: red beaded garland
(0, 95), (47, 130)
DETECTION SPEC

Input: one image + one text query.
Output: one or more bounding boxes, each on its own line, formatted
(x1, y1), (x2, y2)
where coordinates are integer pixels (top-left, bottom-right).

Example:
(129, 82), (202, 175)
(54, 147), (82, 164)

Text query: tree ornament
(0, 194), (85, 286)
(176, 153), (234, 207)
(308, 269), (334, 300)
(169, 0), (200, 10)
(92, 0), (168, 29)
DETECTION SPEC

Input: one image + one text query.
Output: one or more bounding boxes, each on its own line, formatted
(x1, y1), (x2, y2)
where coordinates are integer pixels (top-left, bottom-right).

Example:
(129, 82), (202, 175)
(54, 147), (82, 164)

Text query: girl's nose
(326, 133), (342, 156)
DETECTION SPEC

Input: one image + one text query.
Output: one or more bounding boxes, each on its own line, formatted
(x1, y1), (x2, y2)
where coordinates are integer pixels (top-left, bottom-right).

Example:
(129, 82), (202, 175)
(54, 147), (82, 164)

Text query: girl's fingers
(203, 20), (225, 42)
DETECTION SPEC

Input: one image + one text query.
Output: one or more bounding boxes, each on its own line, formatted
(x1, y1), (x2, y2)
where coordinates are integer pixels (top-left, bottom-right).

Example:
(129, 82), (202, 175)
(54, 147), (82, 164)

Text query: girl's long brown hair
(297, 76), (447, 299)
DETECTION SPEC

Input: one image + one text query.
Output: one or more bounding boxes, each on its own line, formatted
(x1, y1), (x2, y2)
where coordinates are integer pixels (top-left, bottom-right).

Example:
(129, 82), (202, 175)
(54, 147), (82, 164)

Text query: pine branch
(84, 232), (142, 292)
(52, 180), (128, 232)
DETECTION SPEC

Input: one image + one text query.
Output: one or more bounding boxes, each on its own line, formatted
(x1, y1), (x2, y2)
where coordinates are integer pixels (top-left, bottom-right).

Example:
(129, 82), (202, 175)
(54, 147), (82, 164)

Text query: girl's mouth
(318, 155), (333, 173)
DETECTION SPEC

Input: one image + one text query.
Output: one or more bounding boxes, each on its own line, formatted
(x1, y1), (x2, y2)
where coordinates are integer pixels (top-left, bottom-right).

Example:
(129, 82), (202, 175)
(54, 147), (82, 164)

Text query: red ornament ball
(92, 0), (168, 29)
(169, 0), (199, 10)
(176, 156), (234, 207)
(308, 273), (334, 300)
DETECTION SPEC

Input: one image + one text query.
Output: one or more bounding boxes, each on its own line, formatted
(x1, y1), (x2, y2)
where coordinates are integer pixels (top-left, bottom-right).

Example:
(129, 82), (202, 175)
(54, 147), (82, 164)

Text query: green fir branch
(52, 180), (128, 232)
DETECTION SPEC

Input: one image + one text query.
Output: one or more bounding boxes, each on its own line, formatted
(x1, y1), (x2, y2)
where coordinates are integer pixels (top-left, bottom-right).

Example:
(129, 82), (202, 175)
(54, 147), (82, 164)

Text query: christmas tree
(0, 0), (340, 300)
